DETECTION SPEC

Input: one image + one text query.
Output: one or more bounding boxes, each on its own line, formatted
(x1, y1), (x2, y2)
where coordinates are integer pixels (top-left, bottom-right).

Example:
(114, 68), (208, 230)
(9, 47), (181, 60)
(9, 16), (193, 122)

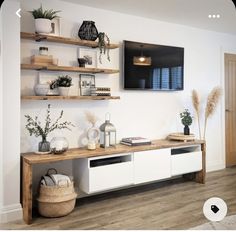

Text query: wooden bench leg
(22, 160), (33, 224)
(195, 142), (206, 184)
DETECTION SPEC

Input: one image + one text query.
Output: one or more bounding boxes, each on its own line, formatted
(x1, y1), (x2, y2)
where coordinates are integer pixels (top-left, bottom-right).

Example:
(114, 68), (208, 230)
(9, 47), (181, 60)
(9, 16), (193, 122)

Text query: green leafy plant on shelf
(180, 109), (193, 135)
(25, 104), (75, 152)
(50, 75), (73, 89)
(29, 4), (61, 20)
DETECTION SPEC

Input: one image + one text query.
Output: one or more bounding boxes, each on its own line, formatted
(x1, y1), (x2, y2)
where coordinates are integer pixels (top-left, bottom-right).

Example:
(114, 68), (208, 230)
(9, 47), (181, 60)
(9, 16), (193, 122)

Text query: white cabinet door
(134, 149), (171, 184)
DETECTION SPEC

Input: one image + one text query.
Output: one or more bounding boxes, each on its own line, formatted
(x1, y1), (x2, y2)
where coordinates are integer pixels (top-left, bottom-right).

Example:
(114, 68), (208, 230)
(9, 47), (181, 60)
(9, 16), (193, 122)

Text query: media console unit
(21, 139), (205, 224)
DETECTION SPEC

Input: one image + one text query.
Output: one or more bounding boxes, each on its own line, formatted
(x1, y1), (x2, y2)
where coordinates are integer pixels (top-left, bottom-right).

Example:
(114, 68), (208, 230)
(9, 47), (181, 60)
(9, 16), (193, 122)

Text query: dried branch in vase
(85, 111), (99, 127)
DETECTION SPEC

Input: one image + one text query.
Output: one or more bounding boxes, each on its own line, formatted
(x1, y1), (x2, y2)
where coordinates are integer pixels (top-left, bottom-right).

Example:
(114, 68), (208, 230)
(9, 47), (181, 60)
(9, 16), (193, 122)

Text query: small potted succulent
(97, 32), (110, 64)
(50, 75), (72, 96)
(180, 109), (193, 135)
(30, 4), (60, 34)
(25, 104), (74, 152)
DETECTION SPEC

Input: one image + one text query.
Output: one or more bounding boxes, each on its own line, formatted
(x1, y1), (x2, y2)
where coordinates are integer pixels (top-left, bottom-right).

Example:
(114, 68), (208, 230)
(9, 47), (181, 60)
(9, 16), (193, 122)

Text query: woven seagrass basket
(37, 182), (77, 218)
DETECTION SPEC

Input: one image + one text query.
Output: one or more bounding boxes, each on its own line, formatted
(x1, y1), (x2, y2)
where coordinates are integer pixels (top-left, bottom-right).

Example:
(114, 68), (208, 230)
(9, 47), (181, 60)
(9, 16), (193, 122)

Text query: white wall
(0, 0), (22, 223)
(2, 0), (236, 223)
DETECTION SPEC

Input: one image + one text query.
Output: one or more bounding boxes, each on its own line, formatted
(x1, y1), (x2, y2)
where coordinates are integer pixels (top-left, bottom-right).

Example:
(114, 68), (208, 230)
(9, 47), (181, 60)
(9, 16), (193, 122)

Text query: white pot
(34, 84), (50, 96)
(58, 87), (70, 96)
(35, 18), (52, 34)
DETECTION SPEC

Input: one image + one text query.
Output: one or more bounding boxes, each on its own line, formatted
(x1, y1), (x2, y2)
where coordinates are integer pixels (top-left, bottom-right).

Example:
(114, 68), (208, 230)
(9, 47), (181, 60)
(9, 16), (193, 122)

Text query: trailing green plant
(29, 4), (60, 20)
(97, 32), (110, 64)
(180, 109), (193, 126)
(50, 75), (72, 88)
(25, 104), (75, 141)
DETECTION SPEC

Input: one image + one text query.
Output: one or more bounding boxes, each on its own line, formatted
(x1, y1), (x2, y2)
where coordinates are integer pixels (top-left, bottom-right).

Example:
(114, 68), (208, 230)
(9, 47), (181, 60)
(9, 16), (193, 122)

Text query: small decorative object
(50, 137), (69, 154)
(50, 75), (72, 96)
(29, 4), (60, 34)
(31, 55), (53, 66)
(99, 113), (116, 148)
(34, 83), (50, 96)
(46, 79), (59, 96)
(78, 21), (98, 41)
(192, 86), (222, 139)
(49, 18), (61, 36)
(180, 109), (193, 135)
(97, 32), (110, 64)
(25, 104), (74, 152)
(78, 48), (97, 68)
(77, 58), (86, 67)
(85, 111), (99, 150)
(39, 47), (49, 56)
(79, 74), (95, 96)
(167, 133), (195, 142)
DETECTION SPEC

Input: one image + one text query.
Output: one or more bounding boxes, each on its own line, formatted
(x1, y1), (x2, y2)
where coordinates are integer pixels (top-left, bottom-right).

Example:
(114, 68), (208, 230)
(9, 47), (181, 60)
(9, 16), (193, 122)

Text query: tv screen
(123, 41), (184, 91)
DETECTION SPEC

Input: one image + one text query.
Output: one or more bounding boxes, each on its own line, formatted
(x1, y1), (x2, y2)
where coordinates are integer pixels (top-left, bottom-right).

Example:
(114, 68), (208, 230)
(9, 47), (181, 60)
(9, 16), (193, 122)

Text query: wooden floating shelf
(21, 32), (119, 49)
(21, 64), (119, 74)
(21, 96), (121, 101)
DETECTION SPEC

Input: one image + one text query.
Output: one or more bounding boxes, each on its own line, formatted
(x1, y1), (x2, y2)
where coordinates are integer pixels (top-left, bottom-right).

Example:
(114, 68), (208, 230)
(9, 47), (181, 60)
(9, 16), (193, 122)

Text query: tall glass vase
(38, 137), (50, 152)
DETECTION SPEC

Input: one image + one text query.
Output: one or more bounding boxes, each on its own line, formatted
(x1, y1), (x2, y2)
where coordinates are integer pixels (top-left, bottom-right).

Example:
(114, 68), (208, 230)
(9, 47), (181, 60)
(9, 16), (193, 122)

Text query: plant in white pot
(30, 5), (60, 34)
(52, 75), (73, 96)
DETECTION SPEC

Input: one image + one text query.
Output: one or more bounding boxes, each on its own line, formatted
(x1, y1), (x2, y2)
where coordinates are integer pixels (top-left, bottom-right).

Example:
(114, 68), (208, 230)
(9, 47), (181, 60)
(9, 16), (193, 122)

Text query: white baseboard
(0, 203), (22, 223)
(206, 162), (225, 172)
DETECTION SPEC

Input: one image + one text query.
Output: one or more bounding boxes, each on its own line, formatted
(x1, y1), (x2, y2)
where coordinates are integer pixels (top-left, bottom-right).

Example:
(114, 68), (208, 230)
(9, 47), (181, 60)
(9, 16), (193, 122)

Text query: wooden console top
(22, 139), (205, 165)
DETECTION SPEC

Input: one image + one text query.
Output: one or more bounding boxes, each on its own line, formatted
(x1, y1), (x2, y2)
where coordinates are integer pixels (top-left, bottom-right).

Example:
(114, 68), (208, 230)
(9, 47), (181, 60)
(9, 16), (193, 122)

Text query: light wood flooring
(1, 167), (236, 230)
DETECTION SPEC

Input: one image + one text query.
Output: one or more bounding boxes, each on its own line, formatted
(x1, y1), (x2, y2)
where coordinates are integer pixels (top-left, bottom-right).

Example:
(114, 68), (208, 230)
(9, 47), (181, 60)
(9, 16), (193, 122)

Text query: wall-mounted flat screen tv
(124, 40), (184, 91)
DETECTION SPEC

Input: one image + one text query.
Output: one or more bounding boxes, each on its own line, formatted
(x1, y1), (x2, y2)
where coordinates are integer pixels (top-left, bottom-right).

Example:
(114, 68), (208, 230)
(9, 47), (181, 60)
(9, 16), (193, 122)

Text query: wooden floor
(1, 167), (236, 230)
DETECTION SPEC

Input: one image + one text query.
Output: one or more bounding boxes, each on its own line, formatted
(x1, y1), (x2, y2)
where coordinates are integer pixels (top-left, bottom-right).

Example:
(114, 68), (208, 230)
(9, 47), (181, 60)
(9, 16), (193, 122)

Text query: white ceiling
(61, 0), (236, 35)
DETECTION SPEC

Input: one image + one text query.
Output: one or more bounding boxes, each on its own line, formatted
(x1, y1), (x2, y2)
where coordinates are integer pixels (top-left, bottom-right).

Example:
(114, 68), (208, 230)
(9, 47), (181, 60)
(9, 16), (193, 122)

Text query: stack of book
(120, 137), (151, 146)
(90, 87), (111, 96)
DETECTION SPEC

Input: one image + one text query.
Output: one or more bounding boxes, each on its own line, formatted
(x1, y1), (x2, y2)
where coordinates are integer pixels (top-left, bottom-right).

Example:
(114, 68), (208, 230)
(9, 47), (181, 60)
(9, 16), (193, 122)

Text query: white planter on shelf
(34, 84), (50, 96)
(58, 87), (70, 96)
(35, 18), (52, 34)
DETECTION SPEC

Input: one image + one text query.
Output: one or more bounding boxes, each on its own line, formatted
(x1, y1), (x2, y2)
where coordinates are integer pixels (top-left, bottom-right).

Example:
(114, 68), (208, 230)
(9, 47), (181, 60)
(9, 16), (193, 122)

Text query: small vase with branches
(25, 104), (75, 152)
(180, 109), (193, 135)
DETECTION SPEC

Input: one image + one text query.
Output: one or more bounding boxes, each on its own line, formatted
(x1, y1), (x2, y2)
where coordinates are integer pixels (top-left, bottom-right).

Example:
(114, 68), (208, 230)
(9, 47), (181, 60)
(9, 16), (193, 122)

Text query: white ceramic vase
(35, 18), (52, 34)
(34, 84), (50, 96)
(58, 87), (70, 96)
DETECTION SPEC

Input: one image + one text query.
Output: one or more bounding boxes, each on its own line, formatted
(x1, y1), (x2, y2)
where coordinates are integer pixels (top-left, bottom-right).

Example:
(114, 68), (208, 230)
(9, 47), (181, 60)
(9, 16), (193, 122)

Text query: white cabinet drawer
(171, 151), (202, 176)
(89, 161), (133, 193)
(134, 149), (171, 184)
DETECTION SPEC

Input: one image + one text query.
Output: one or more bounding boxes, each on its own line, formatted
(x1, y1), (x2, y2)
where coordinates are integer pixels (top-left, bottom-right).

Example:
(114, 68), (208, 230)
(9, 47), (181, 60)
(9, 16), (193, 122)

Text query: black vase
(38, 139), (50, 152)
(78, 21), (98, 41)
(184, 125), (190, 135)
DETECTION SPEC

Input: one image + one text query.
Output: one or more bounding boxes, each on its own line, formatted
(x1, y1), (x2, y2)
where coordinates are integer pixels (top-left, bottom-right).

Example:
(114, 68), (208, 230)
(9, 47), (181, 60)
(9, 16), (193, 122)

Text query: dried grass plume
(203, 86), (222, 139)
(85, 111), (99, 127)
(192, 89), (201, 139)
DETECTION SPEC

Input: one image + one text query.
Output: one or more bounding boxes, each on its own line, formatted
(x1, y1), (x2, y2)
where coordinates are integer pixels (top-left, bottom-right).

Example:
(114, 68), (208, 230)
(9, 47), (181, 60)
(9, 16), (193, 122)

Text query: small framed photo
(49, 18), (61, 36)
(78, 48), (97, 68)
(79, 74), (96, 96)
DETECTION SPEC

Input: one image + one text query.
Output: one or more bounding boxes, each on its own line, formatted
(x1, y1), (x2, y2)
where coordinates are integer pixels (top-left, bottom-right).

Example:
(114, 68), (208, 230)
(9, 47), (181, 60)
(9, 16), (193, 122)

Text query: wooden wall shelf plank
(21, 96), (120, 101)
(21, 32), (119, 49)
(21, 64), (119, 74)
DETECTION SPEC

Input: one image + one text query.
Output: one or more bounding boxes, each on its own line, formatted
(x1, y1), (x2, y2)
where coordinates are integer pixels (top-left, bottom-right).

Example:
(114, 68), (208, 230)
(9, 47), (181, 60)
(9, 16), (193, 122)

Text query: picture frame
(79, 74), (96, 96)
(49, 18), (61, 36)
(78, 48), (97, 68)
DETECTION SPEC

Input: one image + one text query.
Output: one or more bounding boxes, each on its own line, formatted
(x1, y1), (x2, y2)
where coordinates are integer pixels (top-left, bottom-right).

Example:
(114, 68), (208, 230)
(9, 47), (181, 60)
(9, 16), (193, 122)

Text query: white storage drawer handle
(90, 155), (131, 168)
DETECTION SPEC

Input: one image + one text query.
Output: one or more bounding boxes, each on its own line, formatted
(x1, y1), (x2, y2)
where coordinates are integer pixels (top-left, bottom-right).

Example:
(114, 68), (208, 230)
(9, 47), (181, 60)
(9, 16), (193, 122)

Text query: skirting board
(0, 203), (22, 223)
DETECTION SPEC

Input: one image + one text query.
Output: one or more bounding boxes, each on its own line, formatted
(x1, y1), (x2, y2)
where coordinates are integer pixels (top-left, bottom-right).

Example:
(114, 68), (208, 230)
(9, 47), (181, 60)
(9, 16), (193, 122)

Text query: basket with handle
(37, 168), (77, 218)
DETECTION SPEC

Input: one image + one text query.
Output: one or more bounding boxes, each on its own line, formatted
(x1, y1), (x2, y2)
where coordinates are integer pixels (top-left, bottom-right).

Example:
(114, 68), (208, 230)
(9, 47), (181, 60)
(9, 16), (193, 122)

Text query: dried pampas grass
(192, 89), (201, 139)
(85, 111), (99, 126)
(203, 86), (222, 140)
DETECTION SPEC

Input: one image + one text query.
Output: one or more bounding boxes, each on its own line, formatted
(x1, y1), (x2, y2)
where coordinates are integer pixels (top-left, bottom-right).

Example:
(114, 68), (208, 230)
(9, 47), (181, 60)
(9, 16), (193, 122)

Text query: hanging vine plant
(97, 32), (110, 64)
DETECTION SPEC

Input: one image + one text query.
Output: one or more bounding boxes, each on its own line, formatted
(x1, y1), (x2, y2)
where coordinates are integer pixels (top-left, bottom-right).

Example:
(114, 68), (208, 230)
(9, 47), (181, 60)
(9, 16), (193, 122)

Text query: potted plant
(30, 4), (60, 34)
(180, 109), (193, 135)
(25, 104), (75, 152)
(97, 32), (110, 64)
(51, 75), (72, 96)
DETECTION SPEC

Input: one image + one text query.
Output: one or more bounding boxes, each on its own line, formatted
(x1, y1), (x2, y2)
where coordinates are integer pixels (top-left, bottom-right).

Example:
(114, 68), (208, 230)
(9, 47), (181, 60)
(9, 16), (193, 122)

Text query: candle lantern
(99, 113), (116, 148)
